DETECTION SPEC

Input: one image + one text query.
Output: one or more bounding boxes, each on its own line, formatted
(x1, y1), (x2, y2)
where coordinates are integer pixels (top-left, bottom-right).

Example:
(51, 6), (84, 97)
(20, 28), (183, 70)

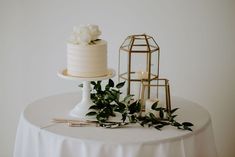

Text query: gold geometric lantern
(118, 34), (160, 99)
(140, 78), (172, 113)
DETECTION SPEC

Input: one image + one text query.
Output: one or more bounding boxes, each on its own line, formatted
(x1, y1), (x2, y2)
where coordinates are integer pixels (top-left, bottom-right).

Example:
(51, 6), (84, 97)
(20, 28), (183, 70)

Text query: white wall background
(1, 0), (235, 157)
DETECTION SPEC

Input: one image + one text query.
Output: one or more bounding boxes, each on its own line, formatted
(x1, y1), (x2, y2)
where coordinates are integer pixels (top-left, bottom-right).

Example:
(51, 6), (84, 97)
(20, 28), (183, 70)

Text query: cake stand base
(69, 81), (95, 120)
(58, 69), (115, 120)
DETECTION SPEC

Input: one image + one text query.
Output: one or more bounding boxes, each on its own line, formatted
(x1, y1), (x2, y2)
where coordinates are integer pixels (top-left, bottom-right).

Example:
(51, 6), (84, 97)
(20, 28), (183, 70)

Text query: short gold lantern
(140, 78), (172, 113)
(118, 34), (160, 99)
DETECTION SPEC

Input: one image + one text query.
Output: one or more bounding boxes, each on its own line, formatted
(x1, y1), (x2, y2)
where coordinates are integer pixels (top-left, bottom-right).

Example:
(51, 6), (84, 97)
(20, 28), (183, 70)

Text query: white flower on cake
(88, 25), (101, 41)
(71, 24), (101, 45)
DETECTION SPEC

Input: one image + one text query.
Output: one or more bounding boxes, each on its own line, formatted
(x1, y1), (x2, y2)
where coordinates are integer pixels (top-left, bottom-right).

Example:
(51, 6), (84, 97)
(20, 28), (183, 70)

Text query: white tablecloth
(14, 92), (217, 157)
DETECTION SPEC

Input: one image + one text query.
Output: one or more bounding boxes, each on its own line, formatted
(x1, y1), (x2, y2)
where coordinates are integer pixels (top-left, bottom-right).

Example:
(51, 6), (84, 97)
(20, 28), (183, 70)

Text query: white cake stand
(58, 69), (115, 120)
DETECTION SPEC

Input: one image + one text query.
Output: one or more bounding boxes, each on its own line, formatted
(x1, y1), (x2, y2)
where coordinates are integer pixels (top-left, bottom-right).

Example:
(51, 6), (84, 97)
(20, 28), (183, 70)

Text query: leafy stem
(85, 79), (193, 131)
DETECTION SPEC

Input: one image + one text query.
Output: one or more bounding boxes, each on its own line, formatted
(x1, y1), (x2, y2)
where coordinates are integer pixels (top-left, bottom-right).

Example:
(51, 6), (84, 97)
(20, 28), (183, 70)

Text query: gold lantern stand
(118, 34), (160, 99)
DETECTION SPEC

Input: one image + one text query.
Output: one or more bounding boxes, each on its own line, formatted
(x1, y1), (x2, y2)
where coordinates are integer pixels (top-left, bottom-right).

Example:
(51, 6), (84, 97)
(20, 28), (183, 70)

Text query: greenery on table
(85, 79), (193, 131)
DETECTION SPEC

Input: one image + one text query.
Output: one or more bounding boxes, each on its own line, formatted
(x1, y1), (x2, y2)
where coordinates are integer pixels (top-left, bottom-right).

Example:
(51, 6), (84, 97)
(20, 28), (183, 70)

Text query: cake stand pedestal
(58, 69), (115, 120)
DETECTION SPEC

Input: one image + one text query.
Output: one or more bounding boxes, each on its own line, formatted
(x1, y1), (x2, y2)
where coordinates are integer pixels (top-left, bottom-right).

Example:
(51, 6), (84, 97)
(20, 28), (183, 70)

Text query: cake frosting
(67, 25), (108, 77)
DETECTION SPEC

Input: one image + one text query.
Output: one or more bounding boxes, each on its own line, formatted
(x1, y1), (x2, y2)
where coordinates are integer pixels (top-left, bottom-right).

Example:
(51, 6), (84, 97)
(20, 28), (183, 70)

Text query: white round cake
(67, 40), (108, 77)
(66, 24), (108, 77)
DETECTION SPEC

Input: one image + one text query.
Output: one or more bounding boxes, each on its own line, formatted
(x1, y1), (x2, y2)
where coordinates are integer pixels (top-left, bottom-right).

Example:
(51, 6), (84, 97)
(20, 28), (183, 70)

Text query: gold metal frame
(118, 34), (160, 98)
(140, 78), (171, 113)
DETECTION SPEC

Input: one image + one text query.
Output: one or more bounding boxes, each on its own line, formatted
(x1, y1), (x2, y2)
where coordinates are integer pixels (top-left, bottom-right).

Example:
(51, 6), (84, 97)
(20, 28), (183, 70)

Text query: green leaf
(95, 81), (102, 91)
(91, 81), (96, 86)
(116, 81), (125, 88)
(154, 124), (164, 130)
(86, 111), (97, 116)
(96, 114), (107, 122)
(90, 93), (95, 99)
(151, 101), (159, 110)
(129, 115), (137, 123)
(128, 101), (141, 114)
(187, 128), (193, 131)
(172, 121), (182, 127)
(117, 102), (126, 109)
(98, 110), (109, 119)
(183, 125), (193, 131)
(105, 84), (110, 91)
(149, 113), (157, 120)
(122, 112), (127, 122)
(139, 116), (149, 125)
(159, 108), (164, 118)
(89, 105), (99, 110)
(136, 101), (141, 112)
(114, 107), (124, 113)
(105, 91), (113, 99)
(168, 115), (177, 122)
(114, 102), (126, 113)
(171, 115), (177, 119)
(170, 108), (179, 114)
(111, 89), (120, 93)
(110, 90), (118, 98)
(182, 122), (194, 127)
(154, 107), (163, 111)
(108, 79), (114, 88)
(140, 122), (145, 127)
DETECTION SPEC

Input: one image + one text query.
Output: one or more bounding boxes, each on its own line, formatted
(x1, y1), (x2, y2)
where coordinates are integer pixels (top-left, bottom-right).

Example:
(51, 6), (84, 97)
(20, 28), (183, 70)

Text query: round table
(14, 92), (217, 157)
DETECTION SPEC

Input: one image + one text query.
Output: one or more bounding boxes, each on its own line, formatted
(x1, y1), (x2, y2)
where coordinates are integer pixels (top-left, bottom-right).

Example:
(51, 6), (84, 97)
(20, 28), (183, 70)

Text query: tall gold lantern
(118, 34), (160, 99)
